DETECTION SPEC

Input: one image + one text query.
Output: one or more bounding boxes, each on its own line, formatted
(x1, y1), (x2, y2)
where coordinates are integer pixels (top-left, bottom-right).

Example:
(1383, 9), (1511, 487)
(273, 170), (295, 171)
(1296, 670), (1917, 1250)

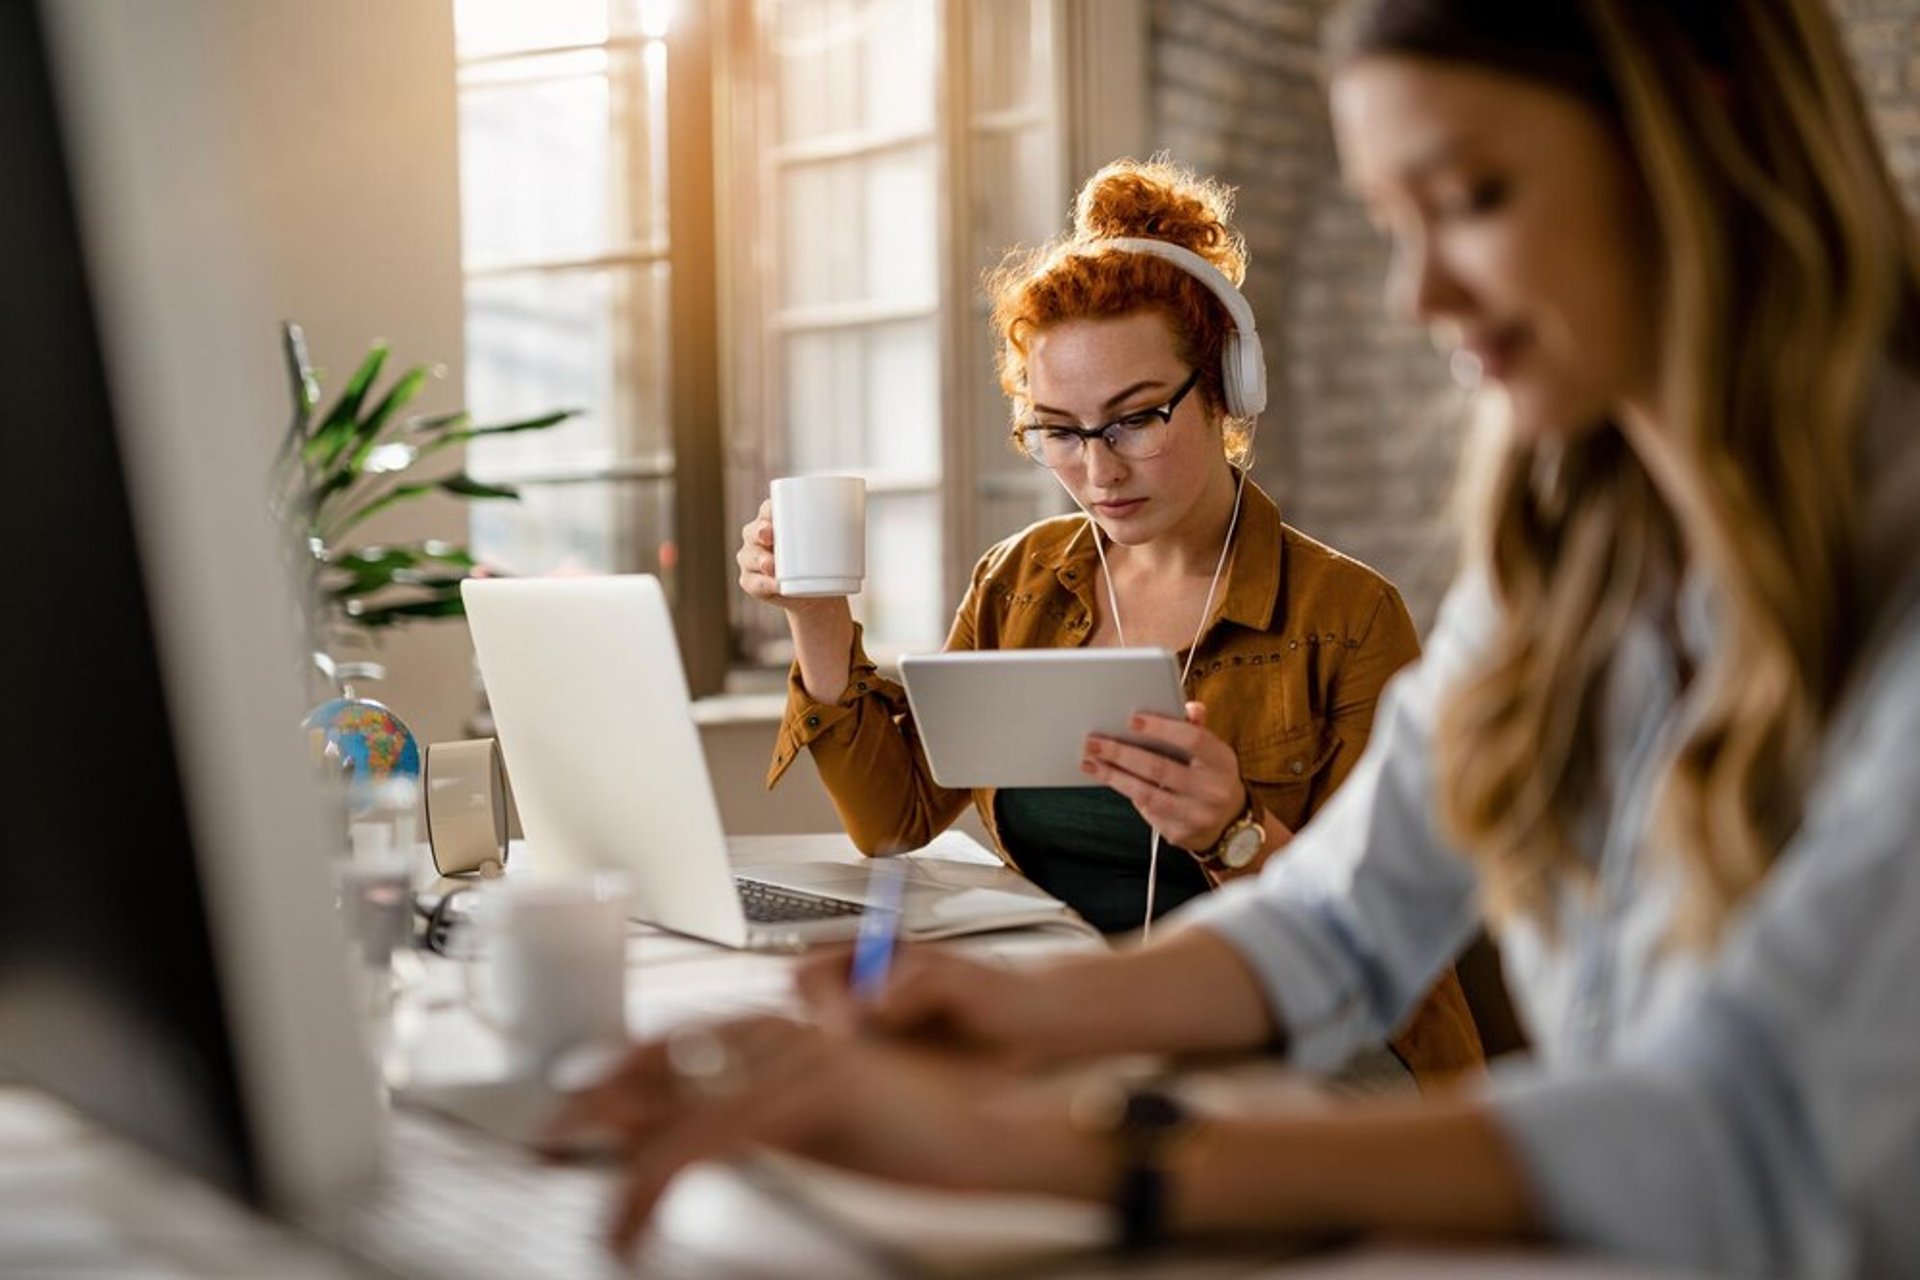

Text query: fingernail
(1080, 757), (1095, 772)
(1130, 715), (1145, 731)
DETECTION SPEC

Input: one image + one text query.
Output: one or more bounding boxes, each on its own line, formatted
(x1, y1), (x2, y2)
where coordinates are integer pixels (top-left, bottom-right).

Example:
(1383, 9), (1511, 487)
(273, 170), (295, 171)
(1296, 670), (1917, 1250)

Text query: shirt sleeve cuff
(765, 623), (888, 786)
(1485, 1063), (1844, 1277)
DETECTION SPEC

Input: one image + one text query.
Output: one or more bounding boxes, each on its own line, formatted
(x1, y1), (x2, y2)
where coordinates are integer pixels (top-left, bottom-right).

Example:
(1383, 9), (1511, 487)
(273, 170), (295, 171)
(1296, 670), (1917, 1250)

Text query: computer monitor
(0, 0), (379, 1212)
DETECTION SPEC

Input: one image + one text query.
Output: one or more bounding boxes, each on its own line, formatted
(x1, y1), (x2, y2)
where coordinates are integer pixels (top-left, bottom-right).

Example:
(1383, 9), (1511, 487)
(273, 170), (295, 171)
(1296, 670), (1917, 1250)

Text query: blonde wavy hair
(985, 155), (1256, 465)
(1332, 0), (1920, 937)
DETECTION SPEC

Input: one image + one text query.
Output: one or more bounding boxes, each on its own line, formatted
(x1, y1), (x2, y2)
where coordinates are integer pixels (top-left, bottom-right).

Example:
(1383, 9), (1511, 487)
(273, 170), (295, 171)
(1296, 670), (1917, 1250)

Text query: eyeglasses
(1013, 368), (1202, 470)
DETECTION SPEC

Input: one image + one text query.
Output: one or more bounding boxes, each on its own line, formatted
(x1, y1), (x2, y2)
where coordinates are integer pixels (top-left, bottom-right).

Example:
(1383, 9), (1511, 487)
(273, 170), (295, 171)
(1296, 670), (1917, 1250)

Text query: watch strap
(1201, 787), (1261, 869)
(1112, 1086), (1191, 1252)
(1118, 1158), (1169, 1252)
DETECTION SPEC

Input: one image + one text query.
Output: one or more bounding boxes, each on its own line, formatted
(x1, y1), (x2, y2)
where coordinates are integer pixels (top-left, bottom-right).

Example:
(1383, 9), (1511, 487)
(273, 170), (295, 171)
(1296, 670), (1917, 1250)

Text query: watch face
(1222, 825), (1263, 869)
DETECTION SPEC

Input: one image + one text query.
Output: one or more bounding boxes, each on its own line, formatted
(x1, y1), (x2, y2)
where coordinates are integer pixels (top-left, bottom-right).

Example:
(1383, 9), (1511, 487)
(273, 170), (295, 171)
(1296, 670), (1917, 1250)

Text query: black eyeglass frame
(1012, 367), (1204, 469)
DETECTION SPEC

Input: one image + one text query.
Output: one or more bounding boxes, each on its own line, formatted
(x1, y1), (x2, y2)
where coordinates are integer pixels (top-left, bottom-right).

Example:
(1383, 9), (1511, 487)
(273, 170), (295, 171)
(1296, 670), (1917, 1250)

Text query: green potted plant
(270, 321), (577, 672)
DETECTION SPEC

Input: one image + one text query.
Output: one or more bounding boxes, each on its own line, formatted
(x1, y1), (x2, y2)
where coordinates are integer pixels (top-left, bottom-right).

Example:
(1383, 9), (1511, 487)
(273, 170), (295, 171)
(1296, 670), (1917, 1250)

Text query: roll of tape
(424, 738), (509, 877)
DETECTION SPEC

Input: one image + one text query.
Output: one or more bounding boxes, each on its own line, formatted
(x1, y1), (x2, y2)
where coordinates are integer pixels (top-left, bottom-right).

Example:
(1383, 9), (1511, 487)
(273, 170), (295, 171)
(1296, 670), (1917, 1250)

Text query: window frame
(454, 3), (728, 694)
(456, 0), (1145, 697)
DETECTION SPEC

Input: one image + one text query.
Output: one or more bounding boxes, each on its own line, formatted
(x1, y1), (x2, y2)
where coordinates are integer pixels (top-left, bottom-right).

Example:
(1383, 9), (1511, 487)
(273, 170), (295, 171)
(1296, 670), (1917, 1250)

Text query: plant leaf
(281, 321), (319, 433)
(329, 572), (472, 601)
(328, 481), (433, 537)
(405, 409), (472, 435)
(346, 595), (472, 628)
(313, 363), (433, 507)
(324, 543), (480, 597)
(412, 408), (578, 461)
(439, 474), (521, 501)
(347, 364), (430, 457)
(325, 473), (517, 540)
(302, 344), (389, 469)
(330, 542), (479, 572)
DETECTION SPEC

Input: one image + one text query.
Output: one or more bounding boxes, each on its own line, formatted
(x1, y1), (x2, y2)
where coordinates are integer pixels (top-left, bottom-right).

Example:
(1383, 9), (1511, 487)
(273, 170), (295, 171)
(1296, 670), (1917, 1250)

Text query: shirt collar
(1036, 476), (1285, 634)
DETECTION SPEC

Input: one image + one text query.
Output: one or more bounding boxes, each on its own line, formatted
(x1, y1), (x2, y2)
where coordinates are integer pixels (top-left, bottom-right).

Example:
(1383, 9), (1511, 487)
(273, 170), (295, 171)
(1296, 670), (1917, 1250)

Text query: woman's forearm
(1170, 1099), (1538, 1240)
(1043, 927), (1282, 1058)
(980, 1090), (1537, 1244)
(787, 598), (856, 703)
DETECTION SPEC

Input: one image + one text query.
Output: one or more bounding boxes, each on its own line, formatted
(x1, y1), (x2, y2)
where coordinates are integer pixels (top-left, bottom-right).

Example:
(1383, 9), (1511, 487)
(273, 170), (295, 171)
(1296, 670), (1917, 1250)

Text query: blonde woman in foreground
(560, 1), (1920, 1273)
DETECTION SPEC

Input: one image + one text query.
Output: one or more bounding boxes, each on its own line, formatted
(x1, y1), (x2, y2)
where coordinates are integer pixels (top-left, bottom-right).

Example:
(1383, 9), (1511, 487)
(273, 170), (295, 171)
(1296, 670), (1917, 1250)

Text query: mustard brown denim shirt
(766, 481), (1484, 1084)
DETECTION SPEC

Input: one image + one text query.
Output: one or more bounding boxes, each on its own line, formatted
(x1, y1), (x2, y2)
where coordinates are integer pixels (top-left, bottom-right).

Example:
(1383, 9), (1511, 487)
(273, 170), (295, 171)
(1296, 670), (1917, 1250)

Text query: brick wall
(1151, 0), (1920, 630)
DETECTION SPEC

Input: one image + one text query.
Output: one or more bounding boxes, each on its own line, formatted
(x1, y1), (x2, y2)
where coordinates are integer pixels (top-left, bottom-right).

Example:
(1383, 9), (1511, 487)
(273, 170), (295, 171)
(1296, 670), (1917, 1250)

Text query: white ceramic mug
(463, 874), (631, 1077)
(771, 474), (866, 597)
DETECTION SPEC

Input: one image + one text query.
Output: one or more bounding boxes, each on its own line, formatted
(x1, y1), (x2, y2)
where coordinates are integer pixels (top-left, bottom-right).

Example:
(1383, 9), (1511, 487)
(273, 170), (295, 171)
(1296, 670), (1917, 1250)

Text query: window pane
(465, 264), (671, 477)
(863, 0), (935, 135)
(858, 490), (942, 650)
(619, 41), (672, 249)
(468, 478), (675, 580)
(968, 126), (1060, 269)
(970, 0), (1043, 116)
(779, 146), (937, 310)
(454, 0), (615, 59)
(460, 56), (611, 265)
(772, 0), (933, 144)
(783, 318), (938, 476)
(773, 0), (861, 143)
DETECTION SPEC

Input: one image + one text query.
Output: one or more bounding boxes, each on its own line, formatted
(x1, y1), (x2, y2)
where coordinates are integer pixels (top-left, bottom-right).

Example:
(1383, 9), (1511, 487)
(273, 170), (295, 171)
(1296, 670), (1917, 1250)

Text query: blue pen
(848, 859), (907, 999)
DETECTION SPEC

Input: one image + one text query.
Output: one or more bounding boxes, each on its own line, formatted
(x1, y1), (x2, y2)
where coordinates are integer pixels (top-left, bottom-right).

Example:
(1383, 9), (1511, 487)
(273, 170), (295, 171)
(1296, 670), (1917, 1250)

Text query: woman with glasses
(739, 156), (1483, 1087)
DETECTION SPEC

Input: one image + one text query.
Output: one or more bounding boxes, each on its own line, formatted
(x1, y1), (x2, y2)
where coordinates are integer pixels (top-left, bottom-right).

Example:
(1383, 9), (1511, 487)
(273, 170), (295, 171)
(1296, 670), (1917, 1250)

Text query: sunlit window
(452, 0), (1102, 689)
(453, 0), (681, 583)
(726, 0), (1072, 666)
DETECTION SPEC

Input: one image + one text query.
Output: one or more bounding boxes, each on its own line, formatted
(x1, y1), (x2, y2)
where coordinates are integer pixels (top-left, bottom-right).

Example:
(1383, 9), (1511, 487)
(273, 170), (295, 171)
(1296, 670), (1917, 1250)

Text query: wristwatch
(1070, 1079), (1201, 1252)
(1202, 789), (1265, 871)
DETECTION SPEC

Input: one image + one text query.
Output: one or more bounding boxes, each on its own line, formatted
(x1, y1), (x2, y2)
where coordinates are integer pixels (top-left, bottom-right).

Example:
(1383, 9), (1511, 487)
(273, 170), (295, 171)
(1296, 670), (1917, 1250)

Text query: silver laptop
(461, 575), (1073, 949)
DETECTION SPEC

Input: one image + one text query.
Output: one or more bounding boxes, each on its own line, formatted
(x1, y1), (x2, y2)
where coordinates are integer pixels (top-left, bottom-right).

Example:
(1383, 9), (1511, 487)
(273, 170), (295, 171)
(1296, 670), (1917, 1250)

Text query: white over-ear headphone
(1098, 236), (1268, 419)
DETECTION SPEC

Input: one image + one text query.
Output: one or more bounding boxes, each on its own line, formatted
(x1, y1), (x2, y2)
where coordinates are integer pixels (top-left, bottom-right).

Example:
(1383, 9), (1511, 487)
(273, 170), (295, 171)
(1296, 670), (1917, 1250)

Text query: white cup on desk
(462, 874), (632, 1078)
(771, 474), (866, 597)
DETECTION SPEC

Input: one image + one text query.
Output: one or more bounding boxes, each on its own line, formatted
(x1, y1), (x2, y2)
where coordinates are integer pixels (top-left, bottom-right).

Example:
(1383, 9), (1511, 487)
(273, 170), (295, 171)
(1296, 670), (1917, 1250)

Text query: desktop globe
(304, 696), (421, 813)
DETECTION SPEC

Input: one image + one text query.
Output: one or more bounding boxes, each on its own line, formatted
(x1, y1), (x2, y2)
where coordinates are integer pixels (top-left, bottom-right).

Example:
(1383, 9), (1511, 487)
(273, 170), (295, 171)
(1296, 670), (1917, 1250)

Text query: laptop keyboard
(333, 1112), (880, 1279)
(734, 878), (864, 924)
(329, 1113), (672, 1278)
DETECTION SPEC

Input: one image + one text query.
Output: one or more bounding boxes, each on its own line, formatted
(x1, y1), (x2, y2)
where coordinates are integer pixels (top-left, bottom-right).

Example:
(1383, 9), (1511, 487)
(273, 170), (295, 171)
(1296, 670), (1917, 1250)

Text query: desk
(0, 832), (1688, 1279)
(0, 1098), (1685, 1280)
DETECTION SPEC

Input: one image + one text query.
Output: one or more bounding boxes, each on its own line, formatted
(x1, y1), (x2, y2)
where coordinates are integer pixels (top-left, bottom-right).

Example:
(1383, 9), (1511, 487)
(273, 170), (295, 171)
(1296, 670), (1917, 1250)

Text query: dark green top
(993, 787), (1211, 936)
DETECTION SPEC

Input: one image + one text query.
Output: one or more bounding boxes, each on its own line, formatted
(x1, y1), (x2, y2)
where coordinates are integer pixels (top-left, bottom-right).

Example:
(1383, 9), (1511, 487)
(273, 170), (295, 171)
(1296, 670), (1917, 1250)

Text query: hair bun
(1072, 154), (1246, 285)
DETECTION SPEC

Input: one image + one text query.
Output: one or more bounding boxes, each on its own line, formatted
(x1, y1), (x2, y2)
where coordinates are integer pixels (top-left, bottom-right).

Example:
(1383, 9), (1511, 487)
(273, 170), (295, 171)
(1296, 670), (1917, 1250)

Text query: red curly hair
(986, 155), (1253, 460)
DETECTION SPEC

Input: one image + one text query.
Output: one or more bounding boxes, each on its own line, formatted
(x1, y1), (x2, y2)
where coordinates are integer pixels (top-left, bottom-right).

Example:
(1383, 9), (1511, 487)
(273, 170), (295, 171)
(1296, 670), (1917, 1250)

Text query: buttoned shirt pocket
(1240, 719), (1341, 835)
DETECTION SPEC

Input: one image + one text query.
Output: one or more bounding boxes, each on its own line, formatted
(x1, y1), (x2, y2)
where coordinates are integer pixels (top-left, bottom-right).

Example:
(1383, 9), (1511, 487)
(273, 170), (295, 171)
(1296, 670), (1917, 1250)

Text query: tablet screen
(898, 649), (1188, 789)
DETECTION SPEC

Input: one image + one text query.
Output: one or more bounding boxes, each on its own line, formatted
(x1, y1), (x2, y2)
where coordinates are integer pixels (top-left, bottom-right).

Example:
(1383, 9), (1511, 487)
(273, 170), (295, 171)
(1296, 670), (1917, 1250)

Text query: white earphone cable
(1081, 463), (1248, 939)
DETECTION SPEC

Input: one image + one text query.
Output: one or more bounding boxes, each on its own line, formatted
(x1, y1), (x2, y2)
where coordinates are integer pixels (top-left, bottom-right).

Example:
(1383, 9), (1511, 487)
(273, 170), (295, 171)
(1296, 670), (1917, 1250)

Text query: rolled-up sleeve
(766, 559), (994, 855)
(1179, 577), (1490, 1070)
(1489, 617), (1920, 1279)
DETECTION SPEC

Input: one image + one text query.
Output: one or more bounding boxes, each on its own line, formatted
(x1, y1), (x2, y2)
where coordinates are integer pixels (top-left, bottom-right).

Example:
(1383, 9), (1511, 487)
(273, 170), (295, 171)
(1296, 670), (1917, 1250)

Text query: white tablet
(898, 648), (1189, 789)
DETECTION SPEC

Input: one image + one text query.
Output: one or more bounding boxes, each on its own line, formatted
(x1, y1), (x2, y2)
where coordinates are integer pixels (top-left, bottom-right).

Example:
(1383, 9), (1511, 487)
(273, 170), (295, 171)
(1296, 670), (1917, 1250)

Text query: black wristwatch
(1071, 1080), (1200, 1252)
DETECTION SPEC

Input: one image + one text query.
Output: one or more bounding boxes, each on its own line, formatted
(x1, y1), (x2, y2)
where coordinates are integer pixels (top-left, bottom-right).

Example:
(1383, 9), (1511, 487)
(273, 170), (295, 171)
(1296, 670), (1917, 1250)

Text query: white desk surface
(0, 831), (1686, 1279)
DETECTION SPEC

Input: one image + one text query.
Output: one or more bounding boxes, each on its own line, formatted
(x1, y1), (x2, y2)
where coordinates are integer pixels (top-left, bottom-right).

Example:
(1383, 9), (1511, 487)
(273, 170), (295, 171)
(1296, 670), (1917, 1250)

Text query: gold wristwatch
(1201, 790), (1265, 871)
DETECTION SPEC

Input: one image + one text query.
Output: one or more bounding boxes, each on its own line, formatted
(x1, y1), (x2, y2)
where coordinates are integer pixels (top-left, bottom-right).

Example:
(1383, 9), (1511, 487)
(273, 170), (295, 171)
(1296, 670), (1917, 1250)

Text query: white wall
(210, 0), (476, 750)
(45, 0), (472, 747)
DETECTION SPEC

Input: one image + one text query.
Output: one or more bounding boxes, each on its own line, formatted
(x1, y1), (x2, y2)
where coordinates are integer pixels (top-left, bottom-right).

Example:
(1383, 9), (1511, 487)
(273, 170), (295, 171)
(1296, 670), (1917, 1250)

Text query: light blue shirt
(1182, 563), (1920, 1278)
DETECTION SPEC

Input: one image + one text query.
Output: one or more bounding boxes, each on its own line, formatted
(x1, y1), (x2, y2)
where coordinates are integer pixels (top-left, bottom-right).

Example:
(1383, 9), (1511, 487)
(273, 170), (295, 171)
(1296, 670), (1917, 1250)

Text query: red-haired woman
(739, 156), (1482, 1088)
